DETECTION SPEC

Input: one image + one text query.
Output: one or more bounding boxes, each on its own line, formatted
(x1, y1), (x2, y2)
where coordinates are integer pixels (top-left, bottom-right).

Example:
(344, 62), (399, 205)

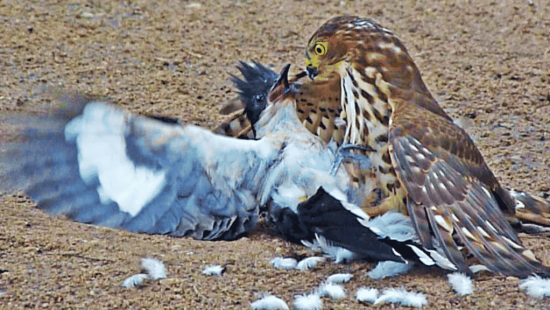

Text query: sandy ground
(1, 0), (550, 309)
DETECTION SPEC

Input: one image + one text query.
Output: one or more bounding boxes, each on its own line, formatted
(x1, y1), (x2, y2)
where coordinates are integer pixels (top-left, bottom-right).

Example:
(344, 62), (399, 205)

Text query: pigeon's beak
(273, 64), (291, 91)
(293, 70), (308, 81)
(266, 64), (292, 104)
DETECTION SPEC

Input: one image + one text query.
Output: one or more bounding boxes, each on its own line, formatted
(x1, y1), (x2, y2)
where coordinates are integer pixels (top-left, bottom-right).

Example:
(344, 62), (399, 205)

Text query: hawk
(0, 65), (446, 273)
(217, 18), (550, 277)
(302, 16), (550, 277)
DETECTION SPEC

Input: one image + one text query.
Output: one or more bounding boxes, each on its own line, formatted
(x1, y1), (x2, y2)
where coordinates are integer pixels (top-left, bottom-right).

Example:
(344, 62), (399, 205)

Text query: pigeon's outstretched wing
(1, 97), (279, 240)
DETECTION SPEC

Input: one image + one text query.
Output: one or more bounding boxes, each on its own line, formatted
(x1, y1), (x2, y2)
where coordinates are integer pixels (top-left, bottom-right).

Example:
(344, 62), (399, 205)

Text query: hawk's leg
(329, 144), (373, 175)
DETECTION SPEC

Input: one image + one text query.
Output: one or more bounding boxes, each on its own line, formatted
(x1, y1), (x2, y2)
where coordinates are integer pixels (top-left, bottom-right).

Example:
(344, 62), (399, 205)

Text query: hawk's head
(306, 16), (423, 90)
(305, 16), (449, 119)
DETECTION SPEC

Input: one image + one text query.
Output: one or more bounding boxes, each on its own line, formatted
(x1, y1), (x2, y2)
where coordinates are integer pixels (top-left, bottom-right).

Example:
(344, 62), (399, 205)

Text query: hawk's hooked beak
(306, 66), (318, 80)
(305, 52), (318, 80)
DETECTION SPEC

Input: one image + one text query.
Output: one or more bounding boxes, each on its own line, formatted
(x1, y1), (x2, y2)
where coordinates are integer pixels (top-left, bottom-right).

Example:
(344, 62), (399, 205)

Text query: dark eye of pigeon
(254, 94), (265, 105)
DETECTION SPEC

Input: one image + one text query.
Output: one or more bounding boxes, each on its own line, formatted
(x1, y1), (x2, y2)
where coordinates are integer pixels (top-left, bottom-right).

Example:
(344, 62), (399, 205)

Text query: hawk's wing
(1, 98), (279, 241)
(388, 100), (549, 276)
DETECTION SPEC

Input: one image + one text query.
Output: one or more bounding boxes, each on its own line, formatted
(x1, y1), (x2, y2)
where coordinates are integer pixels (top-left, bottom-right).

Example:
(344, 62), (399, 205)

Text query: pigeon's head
(231, 62), (279, 129)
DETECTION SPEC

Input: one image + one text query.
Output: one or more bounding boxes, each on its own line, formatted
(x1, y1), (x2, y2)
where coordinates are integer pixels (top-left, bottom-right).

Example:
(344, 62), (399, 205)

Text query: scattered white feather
(270, 257), (298, 269)
(141, 258), (166, 280)
(374, 287), (428, 308)
(301, 239), (322, 252)
(366, 261), (412, 279)
(250, 295), (289, 310)
(326, 273), (352, 283)
(469, 264), (490, 274)
(447, 272), (473, 296)
(355, 287), (379, 303)
(314, 234), (357, 264)
(121, 274), (149, 288)
(296, 257), (325, 271)
(317, 282), (346, 299)
(293, 294), (322, 310)
(519, 275), (550, 299)
(202, 265), (225, 276)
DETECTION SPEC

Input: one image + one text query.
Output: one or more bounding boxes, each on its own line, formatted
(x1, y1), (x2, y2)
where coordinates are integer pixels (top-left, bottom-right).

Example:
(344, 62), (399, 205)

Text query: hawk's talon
(330, 143), (373, 175)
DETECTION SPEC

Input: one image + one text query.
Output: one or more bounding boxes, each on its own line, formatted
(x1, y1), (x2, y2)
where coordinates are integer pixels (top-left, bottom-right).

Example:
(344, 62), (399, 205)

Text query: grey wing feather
(1, 101), (276, 240)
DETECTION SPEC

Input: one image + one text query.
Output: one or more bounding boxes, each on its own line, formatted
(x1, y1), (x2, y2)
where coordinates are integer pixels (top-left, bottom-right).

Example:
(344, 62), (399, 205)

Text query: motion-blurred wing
(1, 98), (276, 240)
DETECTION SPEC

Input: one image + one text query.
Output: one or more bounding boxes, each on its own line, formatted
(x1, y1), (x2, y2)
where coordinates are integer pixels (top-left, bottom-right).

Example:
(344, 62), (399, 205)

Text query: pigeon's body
(0, 81), (350, 242)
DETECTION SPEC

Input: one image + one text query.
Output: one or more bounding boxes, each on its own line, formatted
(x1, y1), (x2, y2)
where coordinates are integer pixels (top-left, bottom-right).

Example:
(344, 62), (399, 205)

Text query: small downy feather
(447, 272), (473, 296)
(374, 287), (428, 308)
(293, 294), (322, 310)
(296, 257), (325, 271)
(366, 261), (412, 279)
(270, 257), (298, 269)
(468, 264), (490, 274)
(121, 274), (149, 288)
(250, 295), (289, 310)
(141, 258), (166, 280)
(202, 265), (226, 276)
(314, 234), (357, 264)
(355, 287), (379, 304)
(317, 282), (346, 299)
(519, 276), (550, 299)
(326, 273), (353, 283)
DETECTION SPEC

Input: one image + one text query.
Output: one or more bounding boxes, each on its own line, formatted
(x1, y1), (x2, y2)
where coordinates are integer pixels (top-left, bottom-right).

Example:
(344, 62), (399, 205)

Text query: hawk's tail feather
(510, 189), (550, 227)
(443, 184), (550, 278)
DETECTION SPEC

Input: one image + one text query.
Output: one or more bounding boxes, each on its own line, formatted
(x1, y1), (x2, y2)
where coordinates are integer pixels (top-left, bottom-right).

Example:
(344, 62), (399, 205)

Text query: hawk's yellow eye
(314, 42), (327, 56)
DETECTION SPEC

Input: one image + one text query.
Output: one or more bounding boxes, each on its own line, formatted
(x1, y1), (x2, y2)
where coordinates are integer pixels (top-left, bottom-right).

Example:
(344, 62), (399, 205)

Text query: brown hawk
(303, 16), (550, 277)
(218, 17), (550, 277)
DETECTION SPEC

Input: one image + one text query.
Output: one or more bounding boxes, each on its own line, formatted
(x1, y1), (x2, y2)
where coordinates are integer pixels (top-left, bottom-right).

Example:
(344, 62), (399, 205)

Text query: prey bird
(217, 17), (550, 277)
(0, 65), (446, 271)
